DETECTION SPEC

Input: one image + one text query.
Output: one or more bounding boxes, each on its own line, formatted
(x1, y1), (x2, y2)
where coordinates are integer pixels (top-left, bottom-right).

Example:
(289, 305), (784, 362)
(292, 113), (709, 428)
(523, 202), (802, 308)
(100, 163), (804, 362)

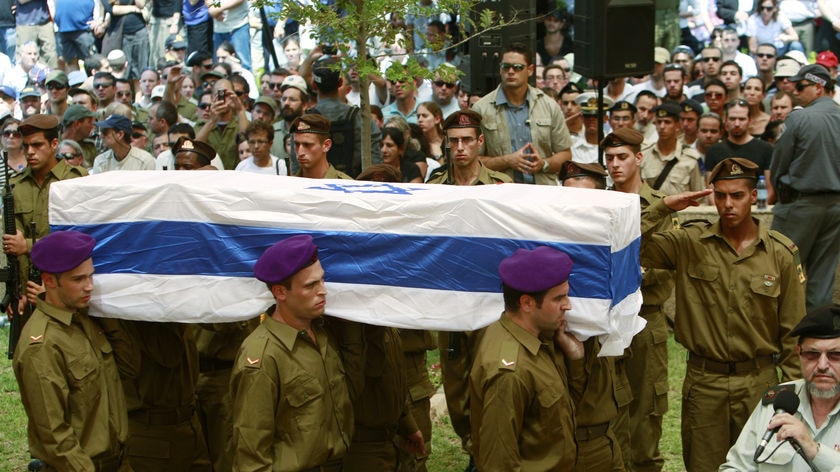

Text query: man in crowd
(290, 114), (352, 180)
(634, 90), (660, 144)
(721, 304), (840, 470)
(473, 42), (572, 185)
(609, 101), (636, 131)
(469, 246), (585, 471)
(641, 158), (806, 470)
(60, 104), (97, 167)
(705, 98), (774, 190)
(195, 79), (250, 169)
(770, 64), (840, 312)
(639, 102), (704, 195)
(720, 61), (744, 101)
(695, 112), (724, 163)
(271, 75), (309, 168)
(44, 70), (70, 117)
(678, 99), (702, 147)
(770, 91), (794, 122)
(91, 114), (156, 173)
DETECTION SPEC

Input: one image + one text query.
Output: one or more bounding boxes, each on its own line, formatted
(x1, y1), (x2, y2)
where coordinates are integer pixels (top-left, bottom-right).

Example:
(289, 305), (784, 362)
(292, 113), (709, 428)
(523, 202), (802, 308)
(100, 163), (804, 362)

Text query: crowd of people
(1, 0), (840, 471)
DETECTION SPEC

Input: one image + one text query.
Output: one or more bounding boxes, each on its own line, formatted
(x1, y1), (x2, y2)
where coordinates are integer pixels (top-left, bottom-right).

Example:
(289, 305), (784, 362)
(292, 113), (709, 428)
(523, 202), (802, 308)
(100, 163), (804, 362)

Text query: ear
(271, 284), (287, 302)
(42, 272), (58, 290)
(519, 293), (535, 313)
(322, 138), (332, 153)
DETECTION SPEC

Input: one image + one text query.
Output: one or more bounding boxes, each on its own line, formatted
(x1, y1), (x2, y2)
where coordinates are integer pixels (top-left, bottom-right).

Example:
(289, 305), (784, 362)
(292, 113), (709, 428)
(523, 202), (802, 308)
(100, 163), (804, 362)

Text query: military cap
(173, 137), (215, 166)
(600, 127), (644, 148)
(312, 57), (341, 91)
(200, 70), (225, 81)
(559, 161), (608, 181)
(575, 92), (614, 115)
(498, 246), (573, 293)
(95, 114), (133, 135)
(31, 230), (96, 273)
(708, 157), (759, 182)
(62, 104), (96, 125)
(609, 100), (637, 114)
(790, 304), (840, 339)
(290, 114), (331, 135)
(789, 64), (832, 88)
(20, 114), (60, 136)
(19, 86), (41, 99)
(680, 99), (703, 115)
(443, 110), (482, 130)
(281, 75), (309, 96)
(254, 234), (320, 284)
(166, 33), (187, 50)
(356, 163), (402, 182)
(559, 82), (583, 96)
(45, 70), (69, 87)
(254, 96), (278, 114)
(653, 101), (682, 119)
(186, 50), (213, 68)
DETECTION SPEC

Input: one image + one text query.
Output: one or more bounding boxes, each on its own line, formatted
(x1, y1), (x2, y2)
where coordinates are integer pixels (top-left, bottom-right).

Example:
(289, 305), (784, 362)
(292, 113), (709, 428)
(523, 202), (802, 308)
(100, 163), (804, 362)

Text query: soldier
(229, 235), (354, 470)
(558, 161), (608, 189)
(640, 158), (807, 470)
(608, 101), (637, 132)
(469, 246), (585, 471)
(289, 114), (353, 180)
(639, 101), (704, 195)
(604, 127), (677, 472)
(13, 231), (131, 471)
(571, 92), (615, 165)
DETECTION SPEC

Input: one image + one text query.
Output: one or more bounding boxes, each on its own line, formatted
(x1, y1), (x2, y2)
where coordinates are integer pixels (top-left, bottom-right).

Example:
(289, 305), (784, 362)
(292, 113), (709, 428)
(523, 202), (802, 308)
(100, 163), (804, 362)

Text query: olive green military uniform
(425, 162), (512, 185)
(193, 116), (241, 170)
(194, 320), (259, 472)
(229, 315), (353, 471)
(79, 138), (99, 169)
(574, 337), (625, 472)
(344, 325), (419, 471)
(396, 329), (437, 472)
(624, 183), (677, 472)
(178, 96), (198, 122)
(116, 320), (211, 472)
(640, 199), (807, 472)
(639, 140), (704, 195)
(469, 315), (585, 471)
(293, 164), (354, 180)
(13, 299), (132, 471)
(8, 159), (87, 325)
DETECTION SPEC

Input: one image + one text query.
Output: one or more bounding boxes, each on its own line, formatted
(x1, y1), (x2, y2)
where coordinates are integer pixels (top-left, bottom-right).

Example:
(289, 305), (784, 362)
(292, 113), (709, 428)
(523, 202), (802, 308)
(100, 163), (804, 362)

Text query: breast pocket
(687, 264), (720, 304)
(67, 352), (102, 411)
(285, 374), (324, 433)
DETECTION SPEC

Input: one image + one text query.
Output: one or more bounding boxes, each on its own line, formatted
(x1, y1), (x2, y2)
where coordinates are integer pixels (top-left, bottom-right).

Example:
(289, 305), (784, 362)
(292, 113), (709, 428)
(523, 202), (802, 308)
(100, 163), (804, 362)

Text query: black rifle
(28, 221), (40, 312)
(0, 150), (21, 359)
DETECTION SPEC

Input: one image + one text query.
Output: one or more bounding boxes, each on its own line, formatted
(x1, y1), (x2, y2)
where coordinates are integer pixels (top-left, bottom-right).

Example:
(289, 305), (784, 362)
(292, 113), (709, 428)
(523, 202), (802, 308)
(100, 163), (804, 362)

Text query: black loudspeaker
(466, 0), (539, 96)
(574, 0), (655, 79)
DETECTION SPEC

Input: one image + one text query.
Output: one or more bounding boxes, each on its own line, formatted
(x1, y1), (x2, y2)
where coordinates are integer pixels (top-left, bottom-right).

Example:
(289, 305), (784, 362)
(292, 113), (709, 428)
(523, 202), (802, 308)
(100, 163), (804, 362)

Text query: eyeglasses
(247, 139), (270, 146)
(795, 81), (816, 92)
(799, 350), (840, 362)
(198, 102), (211, 110)
(202, 81), (217, 89)
(46, 82), (67, 90)
(447, 136), (476, 146)
(500, 63), (527, 72)
(701, 56), (722, 62)
(94, 82), (113, 89)
(268, 83), (283, 90)
(755, 53), (775, 59)
(57, 152), (81, 160)
(3, 130), (21, 138)
(433, 80), (456, 88)
(705, 91), (725, 98)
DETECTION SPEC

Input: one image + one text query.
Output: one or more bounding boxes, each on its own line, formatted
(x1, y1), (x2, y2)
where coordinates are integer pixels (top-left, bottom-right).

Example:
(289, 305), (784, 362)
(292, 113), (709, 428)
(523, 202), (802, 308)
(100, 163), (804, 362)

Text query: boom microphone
(753, 389), (800, 462)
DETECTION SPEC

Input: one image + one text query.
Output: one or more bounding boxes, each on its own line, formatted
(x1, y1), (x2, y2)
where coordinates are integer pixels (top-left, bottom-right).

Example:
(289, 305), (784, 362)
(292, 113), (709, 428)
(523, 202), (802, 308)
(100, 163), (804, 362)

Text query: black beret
(790, 304), (840, 339)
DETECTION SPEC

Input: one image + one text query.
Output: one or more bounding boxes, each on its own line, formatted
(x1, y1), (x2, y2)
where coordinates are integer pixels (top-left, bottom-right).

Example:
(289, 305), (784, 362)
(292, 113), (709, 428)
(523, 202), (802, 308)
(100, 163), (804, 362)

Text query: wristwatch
(542, 159), (550, 173)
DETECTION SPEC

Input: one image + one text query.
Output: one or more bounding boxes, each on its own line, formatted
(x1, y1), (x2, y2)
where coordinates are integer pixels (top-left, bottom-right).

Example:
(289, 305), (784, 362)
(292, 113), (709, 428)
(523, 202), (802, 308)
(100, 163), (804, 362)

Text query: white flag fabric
(49, 171), (644, 355)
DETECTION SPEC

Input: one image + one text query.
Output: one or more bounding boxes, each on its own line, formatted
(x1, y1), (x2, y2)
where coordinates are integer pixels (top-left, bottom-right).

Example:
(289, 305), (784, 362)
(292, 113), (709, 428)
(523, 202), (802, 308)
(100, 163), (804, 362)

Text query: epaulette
(680, 218), (712, 228)
(769, 231), (806, 284)
(240, 331), (270, 370)
(680, 146), (701, 160)
(25, 315), (48, 346)
(426, 166), (447, 182)
(640, 141), (656, 152)
(761, 383), (796, 406)
(498, 339), (519, 371)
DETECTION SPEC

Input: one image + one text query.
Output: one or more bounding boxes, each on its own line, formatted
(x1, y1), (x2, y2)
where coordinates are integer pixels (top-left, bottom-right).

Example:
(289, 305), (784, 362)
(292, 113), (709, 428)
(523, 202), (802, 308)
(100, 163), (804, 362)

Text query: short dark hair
(168, 122), (195, 138)
(635, 90), (658, 104)
(720, 60), (743, 77)
(502, 284), (547, 311)
(245, 120), (274, 140)
(381, 126), (405, 149)
(155, 101), (178, 126)
(93, 71), (116, 85)
(84, 54), (106, 75)
(502, 42), (533, 66)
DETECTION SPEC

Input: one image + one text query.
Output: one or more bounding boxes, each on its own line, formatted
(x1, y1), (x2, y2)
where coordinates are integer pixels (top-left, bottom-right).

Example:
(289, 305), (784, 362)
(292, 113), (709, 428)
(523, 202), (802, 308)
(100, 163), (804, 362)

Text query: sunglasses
(202, 81), (217, 89)
(3, 130), (21, 138)
(760, 5), (774, 11)
(94, 82), (114, 89)
(701, 56), (722, 62)
(198, 102), (211, 110)
(234, 90), (246, 97)
(799, 350), (840, 362)
(268, 83), (283, 90)
(434, 80), (456, 88)
(795, 81), (816, 92)
(57, 152), (81, 160)
(755, 53), (775, 59)
(132, 132), (147, 139)
(500, 63), (527, 72)
(46, 82), (67, 90)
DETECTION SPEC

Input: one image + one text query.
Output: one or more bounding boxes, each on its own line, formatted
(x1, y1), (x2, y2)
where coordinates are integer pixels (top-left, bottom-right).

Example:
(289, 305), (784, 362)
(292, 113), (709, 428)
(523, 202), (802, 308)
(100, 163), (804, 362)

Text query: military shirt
(194, 115), (242, 170)
(293, 164), (353, 180)
(470, 315), (585, 471)
(13, 299), (129, 470)
(230, 315), (353, 471)
(425, 162), (512, 185)
(721, 379), (840, 471)
(638, 183), (677, 306)
(639, 139), (704, 195)
(576, 337), (620, 427)
(641, 199), (807, 380)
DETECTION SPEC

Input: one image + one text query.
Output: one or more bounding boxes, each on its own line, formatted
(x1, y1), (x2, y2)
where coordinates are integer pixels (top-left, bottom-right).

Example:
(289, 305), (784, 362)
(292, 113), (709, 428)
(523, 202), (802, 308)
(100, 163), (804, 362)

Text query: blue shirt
(496, 89), (534, 183)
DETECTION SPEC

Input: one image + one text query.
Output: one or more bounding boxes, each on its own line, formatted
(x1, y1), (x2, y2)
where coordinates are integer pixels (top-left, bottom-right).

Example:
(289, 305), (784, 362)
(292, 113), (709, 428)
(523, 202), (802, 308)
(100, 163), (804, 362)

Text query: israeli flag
(50, 171), (644, 355)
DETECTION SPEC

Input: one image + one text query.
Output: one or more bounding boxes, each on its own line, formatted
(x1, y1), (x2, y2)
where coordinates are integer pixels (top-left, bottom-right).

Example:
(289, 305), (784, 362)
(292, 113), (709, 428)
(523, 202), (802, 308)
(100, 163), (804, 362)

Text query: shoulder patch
(769, 231), (806, 283)
(498, 339), (520, 371)
(762, 384), (796, 406)
(680, 218), (712, 228)
(240, 331), (270, 370)
(25, 315), (48, 345)
(670, 214), (681, 230)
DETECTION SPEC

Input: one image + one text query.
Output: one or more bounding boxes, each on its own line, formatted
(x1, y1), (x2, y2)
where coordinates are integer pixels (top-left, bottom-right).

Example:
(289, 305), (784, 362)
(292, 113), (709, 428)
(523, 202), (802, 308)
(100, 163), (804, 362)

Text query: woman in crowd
(380, 127), (423, 183)
(2, 119), (26, 176)
(742, 76), (770, 137)
(746, 0), (803, 56)
(417, 101), (444, 164)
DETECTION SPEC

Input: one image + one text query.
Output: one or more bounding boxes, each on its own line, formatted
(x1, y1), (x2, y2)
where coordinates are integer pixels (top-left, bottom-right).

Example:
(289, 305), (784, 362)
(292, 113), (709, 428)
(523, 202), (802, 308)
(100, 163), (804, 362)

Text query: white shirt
(235, 154), (287, 175)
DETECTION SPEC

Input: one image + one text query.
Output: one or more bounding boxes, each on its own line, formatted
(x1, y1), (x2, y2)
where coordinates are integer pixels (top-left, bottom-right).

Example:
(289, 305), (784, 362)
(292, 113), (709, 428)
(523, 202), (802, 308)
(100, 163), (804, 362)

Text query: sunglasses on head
(58, 152), (81, 160)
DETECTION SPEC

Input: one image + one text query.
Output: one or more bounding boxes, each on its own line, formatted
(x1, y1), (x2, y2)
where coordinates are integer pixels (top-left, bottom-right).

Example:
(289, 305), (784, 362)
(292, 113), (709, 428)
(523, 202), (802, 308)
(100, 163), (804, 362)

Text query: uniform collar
(264, 314), (325, 351)
(35, 297), (76, 326)
(500, 314), (544, 356)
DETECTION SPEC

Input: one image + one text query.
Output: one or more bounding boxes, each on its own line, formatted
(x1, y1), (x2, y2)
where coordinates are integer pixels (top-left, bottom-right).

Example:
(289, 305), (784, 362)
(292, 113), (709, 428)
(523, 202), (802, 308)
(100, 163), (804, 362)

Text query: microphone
(753, 389), (800, 462)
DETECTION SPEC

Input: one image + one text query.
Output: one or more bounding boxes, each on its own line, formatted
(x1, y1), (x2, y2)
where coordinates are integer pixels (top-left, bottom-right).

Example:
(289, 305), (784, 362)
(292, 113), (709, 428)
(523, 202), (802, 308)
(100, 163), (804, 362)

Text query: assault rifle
(0, 150), (21, 359)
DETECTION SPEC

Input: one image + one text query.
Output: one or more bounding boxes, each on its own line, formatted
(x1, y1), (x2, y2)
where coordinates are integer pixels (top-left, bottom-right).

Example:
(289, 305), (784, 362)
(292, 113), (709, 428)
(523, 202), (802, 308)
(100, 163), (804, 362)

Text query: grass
(0, 326), (689, 472)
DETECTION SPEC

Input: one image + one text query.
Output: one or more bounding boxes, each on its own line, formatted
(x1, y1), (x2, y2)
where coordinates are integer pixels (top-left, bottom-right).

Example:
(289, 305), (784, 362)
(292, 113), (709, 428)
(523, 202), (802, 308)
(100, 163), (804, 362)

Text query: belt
(575, 422), (610, 441)
(129, 404), (196, 426)
(687, 352), (774, 375)
(300, 459), (343, 472)
(639, 305), (663, 317)
(92, 448), (124, 472)
(199, 356), (234, 373)
(352, 425), (395, 443)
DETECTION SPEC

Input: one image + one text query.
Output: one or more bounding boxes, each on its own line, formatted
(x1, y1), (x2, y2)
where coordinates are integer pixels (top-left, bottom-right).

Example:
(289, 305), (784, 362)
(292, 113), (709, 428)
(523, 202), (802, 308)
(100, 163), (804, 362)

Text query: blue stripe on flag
(54, 221), (640, 301)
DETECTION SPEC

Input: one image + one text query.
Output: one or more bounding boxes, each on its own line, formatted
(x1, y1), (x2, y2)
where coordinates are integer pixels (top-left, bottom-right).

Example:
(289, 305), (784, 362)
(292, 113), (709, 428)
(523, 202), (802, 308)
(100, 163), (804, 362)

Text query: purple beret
(498, 246), (573, 293)
(254, 235), (319, 284)
(31, 230), (96, 273)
